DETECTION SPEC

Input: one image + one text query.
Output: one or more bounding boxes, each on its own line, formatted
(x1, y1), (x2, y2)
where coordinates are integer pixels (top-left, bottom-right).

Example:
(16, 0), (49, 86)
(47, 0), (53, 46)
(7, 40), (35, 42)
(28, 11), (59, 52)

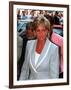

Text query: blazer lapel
(30, 39), (51, 70)
(36, 39), (51, 69)
(30, 40), (37, 72)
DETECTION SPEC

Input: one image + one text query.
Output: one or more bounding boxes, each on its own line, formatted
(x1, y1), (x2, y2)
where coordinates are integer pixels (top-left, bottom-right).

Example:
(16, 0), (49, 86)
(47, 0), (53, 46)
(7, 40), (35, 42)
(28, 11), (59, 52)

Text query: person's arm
(49, 46), (59, 78)
(19, 44), (29, 80)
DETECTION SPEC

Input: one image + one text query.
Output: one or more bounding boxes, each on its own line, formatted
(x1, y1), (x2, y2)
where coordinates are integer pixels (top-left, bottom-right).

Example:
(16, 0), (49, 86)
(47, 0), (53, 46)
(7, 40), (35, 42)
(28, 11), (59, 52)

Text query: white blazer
(19, 39), (59, 80)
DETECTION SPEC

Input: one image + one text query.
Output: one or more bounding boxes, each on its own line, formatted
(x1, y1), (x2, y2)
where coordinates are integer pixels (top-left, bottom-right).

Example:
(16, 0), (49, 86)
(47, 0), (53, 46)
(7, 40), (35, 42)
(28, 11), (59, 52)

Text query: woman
(19, 15), (59, 80)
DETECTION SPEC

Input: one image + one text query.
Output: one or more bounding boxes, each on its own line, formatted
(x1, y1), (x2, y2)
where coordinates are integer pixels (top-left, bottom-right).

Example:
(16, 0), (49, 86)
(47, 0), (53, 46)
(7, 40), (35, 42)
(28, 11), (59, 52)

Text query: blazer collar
(30, 38), (51, 69)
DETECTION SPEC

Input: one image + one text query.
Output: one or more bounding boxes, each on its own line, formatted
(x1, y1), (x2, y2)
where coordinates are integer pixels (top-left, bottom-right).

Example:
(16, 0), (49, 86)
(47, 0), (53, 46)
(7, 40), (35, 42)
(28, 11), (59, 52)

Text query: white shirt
(35, 52), (40, 65)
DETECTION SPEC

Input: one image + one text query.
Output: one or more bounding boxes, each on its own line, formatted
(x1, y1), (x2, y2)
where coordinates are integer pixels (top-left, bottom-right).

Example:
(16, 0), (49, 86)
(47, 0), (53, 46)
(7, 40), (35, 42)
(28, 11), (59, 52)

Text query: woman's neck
(36, 39), (46, 54)
(37, 39), (46, 45)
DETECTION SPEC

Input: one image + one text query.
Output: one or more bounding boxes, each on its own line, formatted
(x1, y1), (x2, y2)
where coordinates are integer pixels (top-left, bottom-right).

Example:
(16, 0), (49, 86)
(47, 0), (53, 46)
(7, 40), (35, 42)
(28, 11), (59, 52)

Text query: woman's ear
(47, 32), (50, 39)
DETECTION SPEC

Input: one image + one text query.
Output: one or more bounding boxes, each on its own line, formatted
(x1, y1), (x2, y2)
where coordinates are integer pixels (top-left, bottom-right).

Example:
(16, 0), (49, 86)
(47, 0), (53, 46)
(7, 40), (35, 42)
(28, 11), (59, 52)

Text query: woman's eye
(42, 29), (46, 32)
(36, 29), (40, 32)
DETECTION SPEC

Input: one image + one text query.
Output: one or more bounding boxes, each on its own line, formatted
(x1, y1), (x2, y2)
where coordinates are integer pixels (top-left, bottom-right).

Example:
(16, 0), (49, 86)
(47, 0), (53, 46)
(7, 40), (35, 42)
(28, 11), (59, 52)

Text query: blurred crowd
(17, 9), (63, 38)
(17, 9), (63, 25)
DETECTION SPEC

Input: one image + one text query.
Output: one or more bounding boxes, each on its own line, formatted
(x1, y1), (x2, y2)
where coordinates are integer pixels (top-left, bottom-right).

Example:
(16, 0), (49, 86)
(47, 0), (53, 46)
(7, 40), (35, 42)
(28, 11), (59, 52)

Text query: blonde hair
(33, 15), (50, 31)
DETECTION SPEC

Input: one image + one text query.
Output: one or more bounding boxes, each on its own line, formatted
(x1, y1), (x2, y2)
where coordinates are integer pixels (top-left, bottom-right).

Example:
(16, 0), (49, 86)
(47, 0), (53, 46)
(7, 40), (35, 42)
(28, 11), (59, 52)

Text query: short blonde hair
(33, 15), (50, 31)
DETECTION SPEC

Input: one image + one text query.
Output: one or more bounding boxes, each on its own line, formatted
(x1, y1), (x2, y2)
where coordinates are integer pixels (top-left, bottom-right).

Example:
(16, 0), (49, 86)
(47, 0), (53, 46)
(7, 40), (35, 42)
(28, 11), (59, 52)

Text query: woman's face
(35, 24), (48, 40)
